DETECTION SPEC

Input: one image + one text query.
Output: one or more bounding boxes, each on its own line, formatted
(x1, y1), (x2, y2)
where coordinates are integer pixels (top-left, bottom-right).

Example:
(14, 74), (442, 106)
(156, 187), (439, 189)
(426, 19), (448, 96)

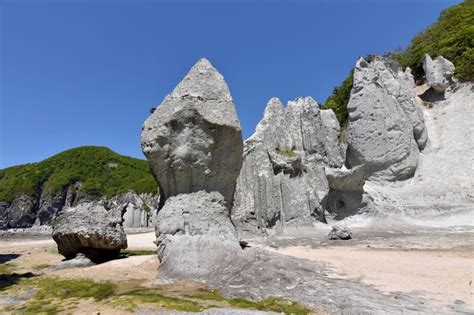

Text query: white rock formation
(141, 58), (243, 278)
(346, 56), (428, 181)
(141, 58), (243, 208)
(423, 54), (455, 93)
(232, 97), (345, 233)
(365, 82), (474, 215)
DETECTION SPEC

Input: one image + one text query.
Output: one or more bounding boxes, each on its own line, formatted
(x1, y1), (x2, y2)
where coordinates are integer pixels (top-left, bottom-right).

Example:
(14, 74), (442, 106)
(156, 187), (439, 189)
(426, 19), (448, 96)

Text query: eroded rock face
(141, 58), (243, 278)
(232, 97), (344, 234)
(109, 190), (158, 228)
(155, 191), (240, 278)
(423, 54), (455, 93)
(52, 201), (127, 263)
(346, 56), (428, 181)
(141, 58), (243, 208)
(325, 165), (367, 219)
(0, 195), (37, 229)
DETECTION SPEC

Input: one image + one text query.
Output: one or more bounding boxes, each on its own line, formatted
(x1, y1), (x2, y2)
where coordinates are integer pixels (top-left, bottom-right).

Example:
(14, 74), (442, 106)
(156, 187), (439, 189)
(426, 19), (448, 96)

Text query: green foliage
(0, 146), (157, 203)
(398, 0), (474, 81)
(322, 70), (354, 128)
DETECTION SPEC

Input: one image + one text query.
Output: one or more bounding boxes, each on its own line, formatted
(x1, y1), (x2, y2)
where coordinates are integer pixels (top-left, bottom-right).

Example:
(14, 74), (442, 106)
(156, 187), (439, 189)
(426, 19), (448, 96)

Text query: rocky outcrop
(423, 54), (455, 93)
(232, 97), (344, 234)
(0, 185), (157, 230)
(141, 58), (243, 209)
(141, 58), (243, 278)
(346, 56), (428, 181)
(0, 195), (37, 229)
(52, 201), (127, 263)
(109, 191), (158, 228)
(325, 165), (367, 219)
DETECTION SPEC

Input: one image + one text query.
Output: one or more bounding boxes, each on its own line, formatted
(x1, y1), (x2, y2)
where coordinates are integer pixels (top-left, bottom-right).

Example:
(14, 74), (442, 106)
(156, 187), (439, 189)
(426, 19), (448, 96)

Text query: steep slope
(0, 146), (158, 229)
(364, 82), (474, 216)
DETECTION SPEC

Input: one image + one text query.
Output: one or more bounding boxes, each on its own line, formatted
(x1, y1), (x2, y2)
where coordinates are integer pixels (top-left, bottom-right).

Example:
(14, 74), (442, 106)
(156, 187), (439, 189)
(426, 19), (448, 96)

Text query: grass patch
(31, 264), (51, 271)
(1, 276), (312, 314)
(31, 277), (116, 301)
(276, 148), (298, 157)
(121, 249), (156, 256)
(0, 264), (13, 274)
(116, 288), (207, 312)
(188, 288), (311, 314)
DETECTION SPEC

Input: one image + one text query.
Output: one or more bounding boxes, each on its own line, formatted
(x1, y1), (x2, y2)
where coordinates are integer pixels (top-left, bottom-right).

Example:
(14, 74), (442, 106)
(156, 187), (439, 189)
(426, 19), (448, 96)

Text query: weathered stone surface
(52, 201), (127, 262)
(109, 190), (158, 228)
(423, 54), (455, 93)
(325, 165), (367, 219)
(232, 97), (344, 234)
(346, 56), (428, 181)
(154, 192), (238, 278)
(0, 195), (37, 229)
(37, 191), (67, 225)
(141, 58), (243, 208)
(328, 225), (352, 240)
(49, 253), (95, 271)
(141, 58), (243, 279)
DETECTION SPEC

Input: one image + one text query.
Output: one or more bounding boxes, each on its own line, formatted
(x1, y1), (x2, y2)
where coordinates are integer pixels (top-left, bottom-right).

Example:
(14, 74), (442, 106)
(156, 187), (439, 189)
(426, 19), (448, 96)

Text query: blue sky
(1, 0), (462, 168)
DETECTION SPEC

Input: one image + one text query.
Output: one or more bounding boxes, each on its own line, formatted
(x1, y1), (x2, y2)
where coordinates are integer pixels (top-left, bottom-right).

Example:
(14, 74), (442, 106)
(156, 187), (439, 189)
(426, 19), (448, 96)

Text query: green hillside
(323, 0), (473, 128)
(0, 146), (157, 203)
(398, 0), (474, 82)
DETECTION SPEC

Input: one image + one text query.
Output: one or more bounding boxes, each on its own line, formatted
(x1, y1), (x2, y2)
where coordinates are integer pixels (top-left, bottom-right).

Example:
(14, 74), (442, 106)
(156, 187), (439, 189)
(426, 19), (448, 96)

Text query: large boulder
(232, 97), (344, 234)
(346, 56), (428, 181)
(423, 54), (455, 93)
(141, 58), (243, 208)
(52, 201), (127, 263)
(141, 58), (243, 278)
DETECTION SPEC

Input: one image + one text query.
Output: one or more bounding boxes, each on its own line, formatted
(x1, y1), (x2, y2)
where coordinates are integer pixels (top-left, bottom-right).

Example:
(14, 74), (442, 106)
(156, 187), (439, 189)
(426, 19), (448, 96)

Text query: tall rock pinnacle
(141, 58), (243, 208)
(141, 58), (243, 279)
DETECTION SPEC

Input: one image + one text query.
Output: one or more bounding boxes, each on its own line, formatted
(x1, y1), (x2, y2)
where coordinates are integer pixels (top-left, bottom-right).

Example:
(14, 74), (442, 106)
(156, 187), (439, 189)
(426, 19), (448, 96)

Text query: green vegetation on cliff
(323, 0), (473, 128)
(322, 70), (353, 129)
(0, 146), (157, 203)
(398, 0), (474, 82)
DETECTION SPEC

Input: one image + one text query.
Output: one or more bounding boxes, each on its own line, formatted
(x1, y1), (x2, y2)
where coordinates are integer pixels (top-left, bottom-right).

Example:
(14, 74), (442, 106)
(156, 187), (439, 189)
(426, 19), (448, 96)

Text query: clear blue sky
(1, 0), (462, 168)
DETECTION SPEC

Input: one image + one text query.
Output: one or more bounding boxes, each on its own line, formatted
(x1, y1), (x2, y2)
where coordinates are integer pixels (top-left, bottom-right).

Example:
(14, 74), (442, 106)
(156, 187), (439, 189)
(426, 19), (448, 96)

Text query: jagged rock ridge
(232, 97), (347, 233)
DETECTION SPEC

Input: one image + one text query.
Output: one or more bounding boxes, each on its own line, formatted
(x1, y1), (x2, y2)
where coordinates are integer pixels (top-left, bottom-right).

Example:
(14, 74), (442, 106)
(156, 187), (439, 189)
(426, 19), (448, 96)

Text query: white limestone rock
(423, 54), (455, 93)
(141, 58), (243, 279)
(346, 56), (428, 181)
(232, 97), (344, 234)
(141, 58), (243, 208)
